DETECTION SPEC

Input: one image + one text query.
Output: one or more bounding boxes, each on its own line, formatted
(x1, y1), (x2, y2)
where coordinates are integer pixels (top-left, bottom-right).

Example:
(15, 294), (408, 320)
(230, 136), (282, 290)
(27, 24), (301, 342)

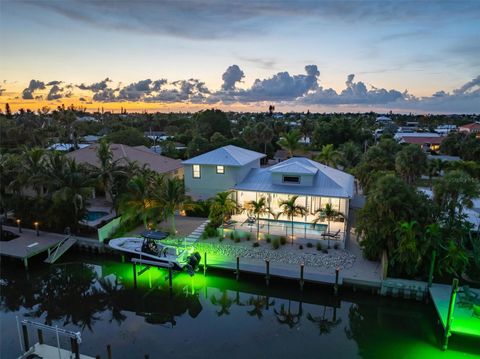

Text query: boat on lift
(108, 230), (201, 275)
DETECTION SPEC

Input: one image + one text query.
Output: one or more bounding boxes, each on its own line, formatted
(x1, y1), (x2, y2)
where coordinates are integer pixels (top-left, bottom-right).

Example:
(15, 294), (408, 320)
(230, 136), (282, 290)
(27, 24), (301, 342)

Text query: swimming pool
(84, 210), (109, 222)
(254, 218), (327, 236)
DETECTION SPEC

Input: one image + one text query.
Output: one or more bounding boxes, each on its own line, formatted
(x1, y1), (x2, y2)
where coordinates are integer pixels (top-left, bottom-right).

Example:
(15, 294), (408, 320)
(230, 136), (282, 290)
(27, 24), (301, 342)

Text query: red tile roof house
(459, 122), (480, 138)
(67, 143), (183, 201)
(399, 136), (444, 152)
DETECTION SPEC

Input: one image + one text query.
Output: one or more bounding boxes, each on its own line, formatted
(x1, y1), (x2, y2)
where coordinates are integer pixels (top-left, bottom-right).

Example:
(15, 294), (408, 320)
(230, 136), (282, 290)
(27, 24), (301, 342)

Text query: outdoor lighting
(16, 219), (22, 233)
(34, 221), (39, 236)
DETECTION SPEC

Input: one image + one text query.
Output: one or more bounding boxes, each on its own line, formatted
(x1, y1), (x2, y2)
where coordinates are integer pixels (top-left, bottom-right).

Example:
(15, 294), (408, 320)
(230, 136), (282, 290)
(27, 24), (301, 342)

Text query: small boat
(109, 230), (201, 275)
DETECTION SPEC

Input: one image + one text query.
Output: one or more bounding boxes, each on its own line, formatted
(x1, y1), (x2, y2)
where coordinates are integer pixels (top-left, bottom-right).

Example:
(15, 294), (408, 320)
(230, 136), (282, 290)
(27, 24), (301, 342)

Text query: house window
(283, 176), (300, 184)
(192, 165), (201, 178)
(216, 165), (225, 174)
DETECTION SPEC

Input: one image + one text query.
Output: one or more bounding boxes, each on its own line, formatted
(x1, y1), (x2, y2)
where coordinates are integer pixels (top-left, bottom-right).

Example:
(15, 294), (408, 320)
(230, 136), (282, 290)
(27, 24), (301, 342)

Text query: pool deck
(429, 283), (480, 337)
(0, 226), (65, 267)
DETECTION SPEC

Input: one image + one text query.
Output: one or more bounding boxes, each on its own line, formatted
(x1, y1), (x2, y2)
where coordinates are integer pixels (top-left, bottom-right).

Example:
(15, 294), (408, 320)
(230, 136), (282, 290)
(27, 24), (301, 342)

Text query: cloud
(19, 0), (480, 40)
(46, 80), (62, 86)
(237, 56), (276, 69)
(453, 75), (480, 95)
(46, 85), (63, 100)
(221, 65), (244, 91)
(77, 78), (111, 92)
(116, 79), (153, 101)
(22, 79), (46, 99)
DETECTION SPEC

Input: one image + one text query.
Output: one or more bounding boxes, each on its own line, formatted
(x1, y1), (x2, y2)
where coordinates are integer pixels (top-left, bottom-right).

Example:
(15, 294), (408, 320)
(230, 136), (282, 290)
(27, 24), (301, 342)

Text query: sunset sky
(0, 0), (479, 113)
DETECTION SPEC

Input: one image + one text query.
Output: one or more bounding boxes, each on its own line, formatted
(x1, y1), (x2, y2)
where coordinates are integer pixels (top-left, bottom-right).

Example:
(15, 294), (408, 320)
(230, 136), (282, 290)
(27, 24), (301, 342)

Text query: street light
(34, 222), (39, 236)
(16, 219), (22, 233)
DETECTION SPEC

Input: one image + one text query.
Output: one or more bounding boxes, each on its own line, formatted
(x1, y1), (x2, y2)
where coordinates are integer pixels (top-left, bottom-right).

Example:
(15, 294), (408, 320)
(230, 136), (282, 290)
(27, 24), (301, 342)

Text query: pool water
(255, 218), (328, 236)
(1, 254), (478, 359)
(84, 210), (109, 221)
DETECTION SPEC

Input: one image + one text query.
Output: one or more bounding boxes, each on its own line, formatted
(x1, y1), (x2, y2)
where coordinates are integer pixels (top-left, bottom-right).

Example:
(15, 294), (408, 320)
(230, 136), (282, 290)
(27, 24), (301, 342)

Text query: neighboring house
(182, 145), (266, 200)
(144, 131), (170, 142)
(399, 136), (443, 152)
(434, 124), (457, 135)
(47, 143), (89, 152)
(459, 122), (480, 138)
(394, 132), (440, 141)
(232, 157), (355, 246)
(67, 143), (184, 179)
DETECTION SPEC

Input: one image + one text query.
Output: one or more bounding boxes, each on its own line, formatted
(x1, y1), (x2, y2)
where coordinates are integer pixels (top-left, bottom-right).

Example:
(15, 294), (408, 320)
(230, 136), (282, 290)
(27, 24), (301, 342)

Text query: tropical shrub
(280, 236), (287, 245)
(272, 238), (280, 249)
(252, 242), (260, 248)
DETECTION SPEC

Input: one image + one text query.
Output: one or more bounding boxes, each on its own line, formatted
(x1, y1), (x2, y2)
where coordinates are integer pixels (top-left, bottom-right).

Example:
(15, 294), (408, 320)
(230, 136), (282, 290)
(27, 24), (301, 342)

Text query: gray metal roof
(269, 161), (318, 175)
(234, 157), (355, 198)
(182, 145), (265, 166)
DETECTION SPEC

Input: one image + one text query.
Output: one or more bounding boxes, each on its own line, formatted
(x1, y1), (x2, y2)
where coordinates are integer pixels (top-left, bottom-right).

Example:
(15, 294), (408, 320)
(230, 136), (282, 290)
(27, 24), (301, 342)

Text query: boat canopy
(140, 230), (169, 240)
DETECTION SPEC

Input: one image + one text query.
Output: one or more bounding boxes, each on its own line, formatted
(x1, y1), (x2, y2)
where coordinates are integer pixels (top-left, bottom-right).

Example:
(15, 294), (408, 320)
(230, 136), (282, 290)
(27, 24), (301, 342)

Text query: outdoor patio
(227, 214), (347, 248)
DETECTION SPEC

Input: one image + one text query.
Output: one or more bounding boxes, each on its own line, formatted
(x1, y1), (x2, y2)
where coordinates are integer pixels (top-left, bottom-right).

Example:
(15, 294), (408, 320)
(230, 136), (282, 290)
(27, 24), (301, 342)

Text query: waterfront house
(399, 136), (443, 152)
(182, 145), (266, 200)
(231, 157), (355, 245)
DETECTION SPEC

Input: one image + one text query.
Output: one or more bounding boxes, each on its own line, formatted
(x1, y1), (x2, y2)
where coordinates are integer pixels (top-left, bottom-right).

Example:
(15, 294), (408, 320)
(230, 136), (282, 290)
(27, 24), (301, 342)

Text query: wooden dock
(20, 343), (95, 359)
(429, 283), (480, 338)
(0, 226), (66, 268)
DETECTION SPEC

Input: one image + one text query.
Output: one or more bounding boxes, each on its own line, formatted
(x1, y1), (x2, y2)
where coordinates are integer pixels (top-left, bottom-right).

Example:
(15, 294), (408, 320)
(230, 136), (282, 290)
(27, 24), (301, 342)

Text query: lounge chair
(321, 229), (341, 238)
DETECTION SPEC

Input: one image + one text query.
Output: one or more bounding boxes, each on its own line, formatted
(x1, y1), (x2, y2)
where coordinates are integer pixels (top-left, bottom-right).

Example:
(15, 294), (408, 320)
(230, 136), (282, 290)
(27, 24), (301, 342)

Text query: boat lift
(16, 317), (92, 359)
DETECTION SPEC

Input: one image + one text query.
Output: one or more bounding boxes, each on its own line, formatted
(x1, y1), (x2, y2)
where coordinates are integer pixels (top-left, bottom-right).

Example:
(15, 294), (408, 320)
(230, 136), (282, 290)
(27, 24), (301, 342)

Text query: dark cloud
(221, 65), (244, 91)
(21, 1), (479, 40)
(237, 56), (276, 70)
(22, 79), (46, 99)
(77, 78), (111, 92)
(46, 80), (62, 86)
(47, 85), (63, 100)
(453, 75), (480, 95)
(116, 79), (153, 100)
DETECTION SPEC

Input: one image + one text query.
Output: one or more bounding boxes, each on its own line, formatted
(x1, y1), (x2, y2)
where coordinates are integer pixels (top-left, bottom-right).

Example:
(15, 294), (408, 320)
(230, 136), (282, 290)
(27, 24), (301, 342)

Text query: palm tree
(313, 203), (344, 248)
(316, 144), (340, 168)
(338, 141), (362, 171)
(210, 290), (235, 316)
(247, 197), (267, 241)
(246, 296), (275, 319)
(277, 130), (302, 158)
(155, 177), (191, 236)
(425, 158), (444, 188)
(12, 147), (47, 198)
(48, 158), (95, 230)
(94, 140), (125, 208)
(392, 221), (424, 277)
(118, 173), (158, 229)
(209, 191), (238, 235)
(266, 205), (281, 235)
(279, 195), (307, 245)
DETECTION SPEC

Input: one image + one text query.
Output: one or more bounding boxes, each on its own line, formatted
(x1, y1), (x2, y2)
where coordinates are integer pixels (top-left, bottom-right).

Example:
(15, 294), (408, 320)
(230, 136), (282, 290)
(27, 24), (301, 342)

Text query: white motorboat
(109, 230), (201, 274)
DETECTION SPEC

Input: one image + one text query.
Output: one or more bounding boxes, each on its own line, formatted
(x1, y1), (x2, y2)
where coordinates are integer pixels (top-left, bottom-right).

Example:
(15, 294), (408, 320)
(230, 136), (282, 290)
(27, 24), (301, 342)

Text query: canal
(1, 253), (478, 358)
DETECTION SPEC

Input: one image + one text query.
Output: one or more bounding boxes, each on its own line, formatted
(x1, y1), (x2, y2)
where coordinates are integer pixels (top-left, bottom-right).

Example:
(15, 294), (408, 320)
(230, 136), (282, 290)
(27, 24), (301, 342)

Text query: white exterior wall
(184, 159), (260, 200)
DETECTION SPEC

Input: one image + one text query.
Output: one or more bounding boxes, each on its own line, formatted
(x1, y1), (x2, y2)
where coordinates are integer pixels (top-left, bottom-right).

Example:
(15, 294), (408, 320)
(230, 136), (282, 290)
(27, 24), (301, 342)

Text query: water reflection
(1, 257), (479, 359)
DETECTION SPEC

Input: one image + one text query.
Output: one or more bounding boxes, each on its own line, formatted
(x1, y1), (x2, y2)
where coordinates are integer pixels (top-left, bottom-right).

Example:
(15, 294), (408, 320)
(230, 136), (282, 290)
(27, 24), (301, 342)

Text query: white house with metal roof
(182, 145), (266, 199)
(234, 157), (354, 221)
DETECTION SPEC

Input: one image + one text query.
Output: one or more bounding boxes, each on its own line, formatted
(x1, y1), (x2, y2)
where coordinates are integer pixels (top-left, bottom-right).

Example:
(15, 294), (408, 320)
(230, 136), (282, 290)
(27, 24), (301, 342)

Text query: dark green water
(1, 253), (478, 359)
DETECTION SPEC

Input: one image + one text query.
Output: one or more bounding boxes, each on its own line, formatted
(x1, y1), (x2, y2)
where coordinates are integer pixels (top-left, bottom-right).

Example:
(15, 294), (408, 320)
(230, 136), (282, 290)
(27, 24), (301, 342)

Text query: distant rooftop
(66, 143), (182, 174)
(182, 145), (265, 166)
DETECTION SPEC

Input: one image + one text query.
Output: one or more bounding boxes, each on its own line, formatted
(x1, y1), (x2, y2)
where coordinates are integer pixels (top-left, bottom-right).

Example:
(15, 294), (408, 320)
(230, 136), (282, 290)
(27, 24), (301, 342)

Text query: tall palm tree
(277, 130), (302, 158)
(155, 176), (191, 236)
(94, 140), (125, 208)
(247, 197), (267, 241)
(279, 195), (307, 245)
(425, 158), (444, 188)
(49, 158), (94, 229)
(209, 191), (238, 235)
(12, 147), (47, 198)
(316, 144), (340, 168)
(118, 173), (158, 229)
(338, 141), (362, 171)
(313, 203), (344, 248)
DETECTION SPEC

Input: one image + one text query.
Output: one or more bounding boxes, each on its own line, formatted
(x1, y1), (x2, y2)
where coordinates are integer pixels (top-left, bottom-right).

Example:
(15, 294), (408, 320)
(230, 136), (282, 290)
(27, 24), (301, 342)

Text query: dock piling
(265, 260), (270, 286)
(204, 252), (207, 275)
(37, 329), (43, 344)
(132, 262), (137, 289)
(21, 324), (29, 352)
(334, 268), (340, 296)
(443, 278), (459, 351)
(299, 263), (304, 291)
(107, 344), (112, 359)
(236, 257), (240, 281)
(168, 265), (173, 294)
